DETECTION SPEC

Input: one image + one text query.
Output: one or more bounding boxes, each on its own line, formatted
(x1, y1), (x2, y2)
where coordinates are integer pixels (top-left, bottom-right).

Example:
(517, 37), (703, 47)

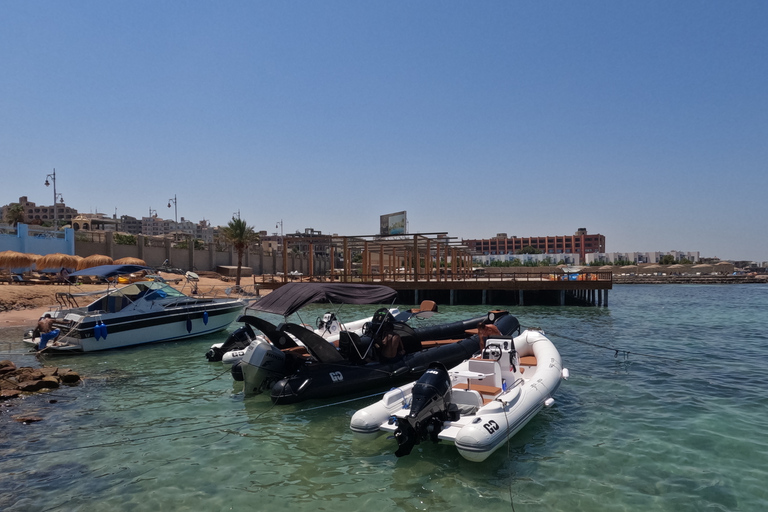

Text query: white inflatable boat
(350, 329), (569, 462)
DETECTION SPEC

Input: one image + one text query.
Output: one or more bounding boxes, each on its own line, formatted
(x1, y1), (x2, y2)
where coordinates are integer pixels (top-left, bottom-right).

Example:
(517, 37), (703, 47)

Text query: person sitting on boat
(477, 321), (502, 351)
(376, 324), (405, 363)
(33, 314), (54, 338)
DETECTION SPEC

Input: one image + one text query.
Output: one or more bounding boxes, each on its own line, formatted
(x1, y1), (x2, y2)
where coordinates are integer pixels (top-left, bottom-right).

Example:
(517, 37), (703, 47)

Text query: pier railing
(255, 271), (613, 286)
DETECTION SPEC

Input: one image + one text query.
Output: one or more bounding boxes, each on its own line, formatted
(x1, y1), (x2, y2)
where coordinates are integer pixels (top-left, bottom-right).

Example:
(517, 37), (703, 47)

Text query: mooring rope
(188, 366), (233, 388)
(4, 390), (385, 460)
(530, 328), (683, 363)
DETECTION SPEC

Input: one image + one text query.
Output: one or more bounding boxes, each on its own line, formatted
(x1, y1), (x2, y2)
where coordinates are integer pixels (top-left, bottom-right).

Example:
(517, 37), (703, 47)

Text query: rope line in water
(188, 366), (233, 388)
(501, 401), (517, 512)
(536, 328), (683, 363)
(3, 390), (385, 460)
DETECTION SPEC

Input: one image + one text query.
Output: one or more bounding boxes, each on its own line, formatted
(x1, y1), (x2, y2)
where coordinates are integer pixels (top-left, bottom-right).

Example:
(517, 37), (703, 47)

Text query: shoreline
(0, 272), (258, 328)
(2, 274), (765, 328)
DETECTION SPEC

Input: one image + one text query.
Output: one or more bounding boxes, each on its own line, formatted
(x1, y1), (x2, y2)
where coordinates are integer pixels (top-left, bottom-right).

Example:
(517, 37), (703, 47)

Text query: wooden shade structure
(77, 254), (114, 270)
(114, 257), (147, 266)
(0, 250), (37, 269)
(35, 253), (82, 271)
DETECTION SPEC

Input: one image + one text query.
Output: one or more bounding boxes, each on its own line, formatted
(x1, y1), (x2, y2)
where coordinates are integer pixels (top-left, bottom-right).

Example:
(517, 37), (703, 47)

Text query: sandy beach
(0, 272), (255, 328)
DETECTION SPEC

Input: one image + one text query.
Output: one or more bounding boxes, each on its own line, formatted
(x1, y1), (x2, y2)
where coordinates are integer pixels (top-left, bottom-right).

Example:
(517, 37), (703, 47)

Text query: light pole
(167, 194), (178, 224)
(44, 168), (63, 230)
(276, 219), (283, 237)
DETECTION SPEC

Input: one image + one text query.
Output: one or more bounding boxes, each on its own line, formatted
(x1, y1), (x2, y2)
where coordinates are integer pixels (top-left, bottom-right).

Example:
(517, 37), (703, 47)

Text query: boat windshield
(86, 282), (188, 312)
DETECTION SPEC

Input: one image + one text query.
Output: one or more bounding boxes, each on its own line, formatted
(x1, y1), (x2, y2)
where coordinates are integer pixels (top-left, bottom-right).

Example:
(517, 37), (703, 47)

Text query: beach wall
(74, 232), (332, 276)
(0, 224), (75, 259)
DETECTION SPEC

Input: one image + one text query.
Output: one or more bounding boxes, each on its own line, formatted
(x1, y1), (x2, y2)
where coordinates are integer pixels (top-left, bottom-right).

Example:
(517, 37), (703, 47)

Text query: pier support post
(518, 290), (524, 306)
(560, 290), (565, 306)
(604, 290), (608, 307)
(482, 289), (487, 305)
(450, 289), (455, 306)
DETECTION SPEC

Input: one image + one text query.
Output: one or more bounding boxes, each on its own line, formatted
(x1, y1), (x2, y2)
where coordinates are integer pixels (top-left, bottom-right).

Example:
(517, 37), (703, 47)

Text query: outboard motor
(393, 363), (460, 457)
(239, 337), (288, 395)
(206, 324), (256, 362)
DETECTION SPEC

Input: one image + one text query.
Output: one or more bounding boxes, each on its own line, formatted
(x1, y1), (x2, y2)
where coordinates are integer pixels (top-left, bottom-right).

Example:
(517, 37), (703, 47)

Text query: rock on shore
(0, 359), (82, 401)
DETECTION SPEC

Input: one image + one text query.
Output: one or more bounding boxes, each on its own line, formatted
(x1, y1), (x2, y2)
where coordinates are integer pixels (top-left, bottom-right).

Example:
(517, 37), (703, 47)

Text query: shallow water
(2, 284), (767, 511)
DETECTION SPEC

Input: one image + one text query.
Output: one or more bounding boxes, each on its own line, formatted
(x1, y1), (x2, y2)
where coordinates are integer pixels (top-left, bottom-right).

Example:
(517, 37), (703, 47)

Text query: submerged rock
(0, 361), (81, 401)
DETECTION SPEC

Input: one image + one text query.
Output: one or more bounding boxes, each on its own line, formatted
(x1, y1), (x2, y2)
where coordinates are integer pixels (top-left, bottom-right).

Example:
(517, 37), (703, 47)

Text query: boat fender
(562, 368), (570, 380)
(186, 317), (192, 333)
(544, 397), (555, 407)
(94, 322), (101, 341)
(203, 311), (209, 325)
(100, 321), (108, 339)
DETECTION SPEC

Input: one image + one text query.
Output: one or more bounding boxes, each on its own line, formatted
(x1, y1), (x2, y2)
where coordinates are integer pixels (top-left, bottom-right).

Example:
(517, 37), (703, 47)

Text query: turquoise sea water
(1, 284), (767, 511)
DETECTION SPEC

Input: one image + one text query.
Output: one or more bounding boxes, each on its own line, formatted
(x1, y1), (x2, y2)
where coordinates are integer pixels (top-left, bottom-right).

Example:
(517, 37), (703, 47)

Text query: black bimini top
(249, 282), (397, 317)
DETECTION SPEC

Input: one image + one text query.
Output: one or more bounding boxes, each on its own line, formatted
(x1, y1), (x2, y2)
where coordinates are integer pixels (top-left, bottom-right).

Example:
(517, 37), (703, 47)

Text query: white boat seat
(451, 389), (483, 414)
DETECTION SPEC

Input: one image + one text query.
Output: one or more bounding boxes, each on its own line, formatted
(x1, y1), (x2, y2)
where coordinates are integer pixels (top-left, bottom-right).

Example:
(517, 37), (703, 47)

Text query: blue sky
(2, 2), (766, 261)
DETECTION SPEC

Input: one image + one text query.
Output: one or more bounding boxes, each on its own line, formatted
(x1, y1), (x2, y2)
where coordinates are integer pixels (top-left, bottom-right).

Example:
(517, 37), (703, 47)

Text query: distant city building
(463, 228), (606, 260)
(5, 196), (78, 227)
(474, 252), (582, 266)
(584, 251), (700, 265)
(71, 213), (119, 231)
(139, 215), (203, 240)
(142, 215), (174, 237)
(119, 215), (142, 235)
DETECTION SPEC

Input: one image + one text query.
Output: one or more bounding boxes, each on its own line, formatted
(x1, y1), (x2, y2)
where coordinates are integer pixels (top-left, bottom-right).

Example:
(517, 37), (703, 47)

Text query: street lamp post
(167, 195), (177, 225)
(44, 168), (63, 230)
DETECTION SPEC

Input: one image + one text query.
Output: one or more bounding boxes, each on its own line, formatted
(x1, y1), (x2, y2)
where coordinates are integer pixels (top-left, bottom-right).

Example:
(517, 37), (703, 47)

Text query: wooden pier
(255, 270), (612, 307)
(253, 233), (612, 307)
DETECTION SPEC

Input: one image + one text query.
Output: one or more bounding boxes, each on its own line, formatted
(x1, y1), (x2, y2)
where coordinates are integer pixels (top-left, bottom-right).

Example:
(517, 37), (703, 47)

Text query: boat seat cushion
(452, 382), (502, 396)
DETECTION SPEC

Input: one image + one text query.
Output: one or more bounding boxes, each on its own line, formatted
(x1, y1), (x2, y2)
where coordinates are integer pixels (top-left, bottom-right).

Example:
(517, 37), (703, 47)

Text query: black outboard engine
(205, 324), (256, 362)
(393, 363), (460, 457)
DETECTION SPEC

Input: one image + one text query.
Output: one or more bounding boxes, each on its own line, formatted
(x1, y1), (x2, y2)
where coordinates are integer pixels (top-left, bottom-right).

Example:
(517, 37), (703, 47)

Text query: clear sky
(2, 2), (766, 261)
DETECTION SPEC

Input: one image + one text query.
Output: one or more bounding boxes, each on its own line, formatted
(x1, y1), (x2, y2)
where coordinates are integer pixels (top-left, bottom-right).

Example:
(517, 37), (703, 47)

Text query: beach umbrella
(114, 257), (147, 266)
(77, 254), (114, 270)
(35, 253), (82, 271)
(0, 250), (36, 269)
(620, 265), (638, 270)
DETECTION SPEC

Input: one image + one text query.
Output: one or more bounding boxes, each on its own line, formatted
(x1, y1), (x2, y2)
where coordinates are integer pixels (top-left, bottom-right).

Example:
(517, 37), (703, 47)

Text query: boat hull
(31, 302), (245, 352)
(350, 329), (567, 462)
(270, 314), (520, 404)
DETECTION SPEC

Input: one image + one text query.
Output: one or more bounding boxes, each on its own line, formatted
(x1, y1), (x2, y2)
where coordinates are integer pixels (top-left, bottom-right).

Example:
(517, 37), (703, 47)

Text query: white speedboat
(350, 329), (569, 462)
(23, 264), (246, 353)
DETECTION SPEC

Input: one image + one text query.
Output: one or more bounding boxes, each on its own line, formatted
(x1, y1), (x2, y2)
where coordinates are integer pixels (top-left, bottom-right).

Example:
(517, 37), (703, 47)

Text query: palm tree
(221, 217), (259, 287)
(4, 203), (25, 227)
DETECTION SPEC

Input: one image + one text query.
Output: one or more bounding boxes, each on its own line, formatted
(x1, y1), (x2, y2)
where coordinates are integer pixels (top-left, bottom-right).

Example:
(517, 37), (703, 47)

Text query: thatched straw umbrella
(0, 250), (37, 269)
(35, 253), (82, 271)
(77, 254), (114, 270)
(114, 257), (147, 266)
